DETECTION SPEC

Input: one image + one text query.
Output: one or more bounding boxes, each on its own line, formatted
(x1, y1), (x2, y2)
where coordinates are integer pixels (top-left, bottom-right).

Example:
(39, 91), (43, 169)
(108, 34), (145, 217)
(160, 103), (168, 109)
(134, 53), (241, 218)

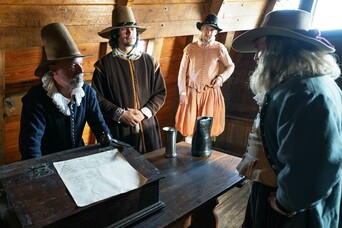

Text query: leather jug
(191, 116), (213, 157)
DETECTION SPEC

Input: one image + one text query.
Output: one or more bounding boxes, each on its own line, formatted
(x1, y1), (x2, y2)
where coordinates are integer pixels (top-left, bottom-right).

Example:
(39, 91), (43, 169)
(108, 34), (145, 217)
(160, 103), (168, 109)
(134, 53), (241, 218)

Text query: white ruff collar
(42, 74), (85, 116)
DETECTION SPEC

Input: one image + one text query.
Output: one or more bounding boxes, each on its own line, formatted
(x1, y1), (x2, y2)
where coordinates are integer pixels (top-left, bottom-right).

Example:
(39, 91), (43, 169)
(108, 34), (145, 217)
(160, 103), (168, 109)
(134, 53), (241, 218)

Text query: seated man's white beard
(42, 72), (86, 116)
(72, 73), (84, 88)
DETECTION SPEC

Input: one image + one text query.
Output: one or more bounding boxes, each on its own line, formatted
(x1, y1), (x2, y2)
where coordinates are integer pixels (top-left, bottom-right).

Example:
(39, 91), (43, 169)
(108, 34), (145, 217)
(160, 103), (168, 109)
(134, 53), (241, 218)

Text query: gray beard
(42, 73), (85, 116)
(71, 73), (84, 89)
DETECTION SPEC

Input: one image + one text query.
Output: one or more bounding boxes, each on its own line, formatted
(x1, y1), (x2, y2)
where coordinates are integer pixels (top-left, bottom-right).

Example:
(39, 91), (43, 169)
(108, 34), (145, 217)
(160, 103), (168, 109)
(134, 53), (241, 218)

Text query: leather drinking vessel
(191, 116), (213, 157)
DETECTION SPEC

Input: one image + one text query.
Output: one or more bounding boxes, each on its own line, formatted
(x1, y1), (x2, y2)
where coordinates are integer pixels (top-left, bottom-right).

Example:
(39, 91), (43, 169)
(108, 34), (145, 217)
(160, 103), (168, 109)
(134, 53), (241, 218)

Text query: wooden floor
(215, 179), (251, 228)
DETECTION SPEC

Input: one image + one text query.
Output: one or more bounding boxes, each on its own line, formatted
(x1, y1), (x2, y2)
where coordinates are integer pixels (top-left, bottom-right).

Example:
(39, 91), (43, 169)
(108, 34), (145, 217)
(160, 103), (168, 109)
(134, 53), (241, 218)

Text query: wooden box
(0, 144), (165, 227)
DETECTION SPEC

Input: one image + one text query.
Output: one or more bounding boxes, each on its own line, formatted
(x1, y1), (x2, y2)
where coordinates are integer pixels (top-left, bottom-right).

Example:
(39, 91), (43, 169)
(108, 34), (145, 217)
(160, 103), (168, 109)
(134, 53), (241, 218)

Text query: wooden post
(98, 42), (109, 59)
(217, 31), (235, 51)
(86, 42), (111, 145)
(187, 34), (200, 44)
(0, 49), (5, 164)
(146, 38), (164, 61)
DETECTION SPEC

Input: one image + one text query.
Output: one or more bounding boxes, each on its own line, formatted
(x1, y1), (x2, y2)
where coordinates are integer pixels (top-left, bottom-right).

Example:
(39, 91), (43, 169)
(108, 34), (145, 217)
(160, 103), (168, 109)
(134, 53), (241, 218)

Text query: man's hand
(268, 192), (296, 217)
(120, 109), (142, 126)
(179, 94), (188, 105)
(128, 108), (145, 122)
(211, 76), (223, 89)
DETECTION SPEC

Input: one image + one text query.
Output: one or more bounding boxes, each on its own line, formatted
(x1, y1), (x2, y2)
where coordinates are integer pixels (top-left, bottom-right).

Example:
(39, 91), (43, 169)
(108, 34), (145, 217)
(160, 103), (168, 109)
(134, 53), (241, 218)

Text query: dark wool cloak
(92, 52), (166, 153)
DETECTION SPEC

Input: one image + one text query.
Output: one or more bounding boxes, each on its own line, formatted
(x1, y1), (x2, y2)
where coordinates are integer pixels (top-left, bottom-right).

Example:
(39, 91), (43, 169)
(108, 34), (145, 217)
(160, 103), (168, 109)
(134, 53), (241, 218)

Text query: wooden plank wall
(0, 0), (270, 164)
(0, 50), (4, 164)
(213, 51), (258, 157)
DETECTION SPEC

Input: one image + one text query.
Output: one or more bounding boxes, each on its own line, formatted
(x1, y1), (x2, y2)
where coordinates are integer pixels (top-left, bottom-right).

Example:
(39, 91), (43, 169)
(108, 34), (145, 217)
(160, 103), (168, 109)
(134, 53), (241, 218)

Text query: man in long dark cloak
(92, 6), (166, 154)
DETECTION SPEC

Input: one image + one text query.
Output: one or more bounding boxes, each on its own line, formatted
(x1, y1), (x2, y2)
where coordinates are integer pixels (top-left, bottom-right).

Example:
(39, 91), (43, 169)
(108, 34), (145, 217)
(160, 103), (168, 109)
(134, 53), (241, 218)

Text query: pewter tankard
(163, 127), (178, 158)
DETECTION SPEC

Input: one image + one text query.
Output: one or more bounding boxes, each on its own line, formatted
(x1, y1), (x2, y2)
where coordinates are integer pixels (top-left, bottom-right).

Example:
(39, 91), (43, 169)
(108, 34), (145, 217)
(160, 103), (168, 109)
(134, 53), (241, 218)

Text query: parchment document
(53, 149), (147, 207)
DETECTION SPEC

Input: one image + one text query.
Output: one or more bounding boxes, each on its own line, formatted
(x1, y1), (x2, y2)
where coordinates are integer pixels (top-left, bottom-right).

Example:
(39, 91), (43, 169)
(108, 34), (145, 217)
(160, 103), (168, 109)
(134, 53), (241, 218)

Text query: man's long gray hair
(250, 36), (341, 105)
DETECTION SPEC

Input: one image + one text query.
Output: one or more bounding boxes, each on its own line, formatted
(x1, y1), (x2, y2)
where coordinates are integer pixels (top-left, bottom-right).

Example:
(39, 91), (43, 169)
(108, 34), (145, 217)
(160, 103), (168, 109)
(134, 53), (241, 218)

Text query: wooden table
(0, 144), (165, 228)
(0, 142), (243, 228)
(132, 142), (244, 227)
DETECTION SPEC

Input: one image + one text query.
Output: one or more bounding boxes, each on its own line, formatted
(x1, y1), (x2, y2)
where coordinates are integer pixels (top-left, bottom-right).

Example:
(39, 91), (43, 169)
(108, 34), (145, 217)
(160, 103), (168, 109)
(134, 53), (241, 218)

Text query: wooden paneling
(0, 49), (5, 164)
(5, 47), (43, 86)
(223, 51), (259, 119)
(126, 0), (208, 4)
(4, 116), (21, 163)
(213, 48), (258, 156)
(4, 96), (22, 118)
(214, 32), (260, 156)
(0, 4), (113, 49)
(156, 36), (187, 138)
(159, 36), (186, 78)
(5, 43), (103, 95)
(217, 31), (235, 51)
(213, 117), (253, 157)
(0, 1), (268, 49)
(0, 6), (112, 28)
(133, 4), (208, 23)
(0, 0), (115, 4)
(1, 26), (109, 49)
(218, 1), (267, 31)
(147, 38), (164, 62)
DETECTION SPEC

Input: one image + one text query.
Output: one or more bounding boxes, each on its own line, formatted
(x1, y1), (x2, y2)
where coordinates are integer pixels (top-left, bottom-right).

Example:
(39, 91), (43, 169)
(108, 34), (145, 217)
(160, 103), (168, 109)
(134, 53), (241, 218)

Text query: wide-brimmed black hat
(98, 6), (148, 39)
(35, 23), (90, 77)
(232, 9), (335, 53)
(196, 14), (222, 32)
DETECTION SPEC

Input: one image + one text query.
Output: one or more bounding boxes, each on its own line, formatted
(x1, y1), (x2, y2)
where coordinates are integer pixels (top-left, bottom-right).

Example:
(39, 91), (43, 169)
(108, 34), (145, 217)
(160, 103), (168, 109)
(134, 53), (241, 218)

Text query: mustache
(73, 73), (84, 80)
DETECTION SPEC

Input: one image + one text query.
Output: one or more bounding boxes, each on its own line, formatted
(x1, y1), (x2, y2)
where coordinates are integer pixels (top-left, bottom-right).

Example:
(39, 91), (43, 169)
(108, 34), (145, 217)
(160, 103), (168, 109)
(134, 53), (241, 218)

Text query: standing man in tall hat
(92, 6), (166, 154)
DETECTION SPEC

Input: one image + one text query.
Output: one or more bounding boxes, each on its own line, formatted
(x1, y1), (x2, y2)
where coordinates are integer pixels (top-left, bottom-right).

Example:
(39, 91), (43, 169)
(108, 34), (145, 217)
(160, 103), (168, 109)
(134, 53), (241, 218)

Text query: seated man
(19, 23), (111, 160)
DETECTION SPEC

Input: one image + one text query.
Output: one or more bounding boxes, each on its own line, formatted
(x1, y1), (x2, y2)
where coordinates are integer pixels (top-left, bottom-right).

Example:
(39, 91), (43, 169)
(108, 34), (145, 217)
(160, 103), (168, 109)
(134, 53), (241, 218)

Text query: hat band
(294, 29), (334, 48)
(115, 22), (138, 27)
(204, 20), (217, 24)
